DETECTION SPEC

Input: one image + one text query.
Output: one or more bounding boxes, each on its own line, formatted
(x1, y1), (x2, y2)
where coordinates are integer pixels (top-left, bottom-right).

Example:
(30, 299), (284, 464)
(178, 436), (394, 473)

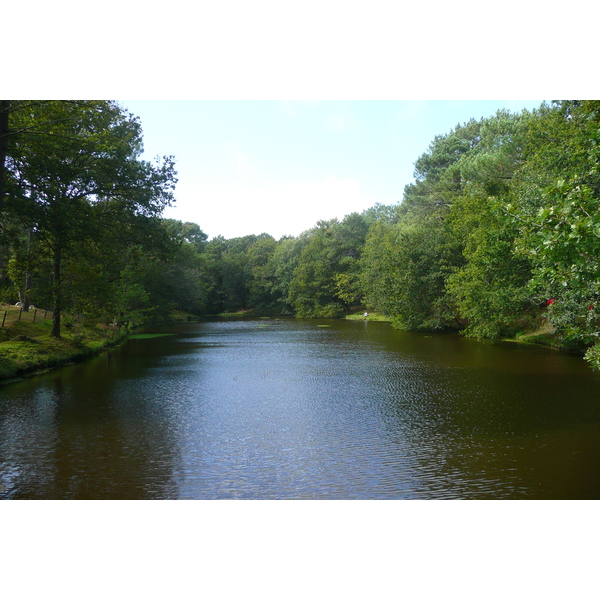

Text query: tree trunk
(18, 229), (33, 312)
(51, 246), (62, 338)
(0, 100), (10, 210)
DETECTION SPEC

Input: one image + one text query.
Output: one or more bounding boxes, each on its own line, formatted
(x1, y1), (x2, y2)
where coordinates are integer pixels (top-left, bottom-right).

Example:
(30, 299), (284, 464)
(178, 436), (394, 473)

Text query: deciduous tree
(3, 100), (176, 337)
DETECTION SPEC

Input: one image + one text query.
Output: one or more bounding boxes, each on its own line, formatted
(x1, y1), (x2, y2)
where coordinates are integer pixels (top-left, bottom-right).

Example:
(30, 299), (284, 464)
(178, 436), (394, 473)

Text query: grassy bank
(0, 305), (586, 385)
(346, 308), (585, 355)
(503, 320), (585, 354)
(0, 304), (211, 383)
(345, 311), (390, 322)
(0, 311), (127, 382)
(160, 309), (202, 323)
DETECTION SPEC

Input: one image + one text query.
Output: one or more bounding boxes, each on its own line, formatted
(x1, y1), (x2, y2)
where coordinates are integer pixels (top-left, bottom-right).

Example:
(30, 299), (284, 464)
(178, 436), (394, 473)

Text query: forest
(2, 100), (600, 370)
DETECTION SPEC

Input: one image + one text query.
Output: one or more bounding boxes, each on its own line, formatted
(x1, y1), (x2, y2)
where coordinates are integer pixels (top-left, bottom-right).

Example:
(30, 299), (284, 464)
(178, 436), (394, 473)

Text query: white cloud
(164, 176), (378, 239)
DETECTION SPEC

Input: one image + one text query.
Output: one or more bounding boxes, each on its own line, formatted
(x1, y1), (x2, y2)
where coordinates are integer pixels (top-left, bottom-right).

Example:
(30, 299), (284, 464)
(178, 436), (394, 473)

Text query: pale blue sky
(121, 100), (545, 240)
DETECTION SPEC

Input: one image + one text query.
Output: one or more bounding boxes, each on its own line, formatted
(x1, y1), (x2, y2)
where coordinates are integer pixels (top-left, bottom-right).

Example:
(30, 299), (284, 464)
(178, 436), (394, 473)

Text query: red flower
(546, 298), (555, 306)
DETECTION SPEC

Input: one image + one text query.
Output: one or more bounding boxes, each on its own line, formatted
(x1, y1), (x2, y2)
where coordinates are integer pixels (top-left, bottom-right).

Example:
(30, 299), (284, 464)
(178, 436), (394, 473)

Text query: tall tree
(513, 101), (600, 362)
(288, 214), (369, 317)
(360, 119), (485, 329)
(3, 100), (177, 337)
(0, 100), (9, 209)
(444, 110), (533, 338)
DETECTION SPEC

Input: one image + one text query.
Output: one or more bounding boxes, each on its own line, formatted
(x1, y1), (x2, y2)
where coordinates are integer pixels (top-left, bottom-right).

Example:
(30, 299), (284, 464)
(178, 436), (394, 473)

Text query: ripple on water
(2, 319), (600, 498)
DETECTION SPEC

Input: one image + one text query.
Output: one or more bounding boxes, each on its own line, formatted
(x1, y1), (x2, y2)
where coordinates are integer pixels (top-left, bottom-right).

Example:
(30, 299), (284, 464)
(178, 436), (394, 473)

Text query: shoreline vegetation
(3, 100), (600, 381)
(0, 306), (575, 385)
(0, 306), (197, 383)
(0, 313), (126, 384)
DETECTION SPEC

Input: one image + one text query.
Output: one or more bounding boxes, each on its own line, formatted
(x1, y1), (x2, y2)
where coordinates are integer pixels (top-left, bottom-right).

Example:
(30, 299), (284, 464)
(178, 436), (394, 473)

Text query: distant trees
(287, 214), (369, 317)
(288, 221), (341, 317)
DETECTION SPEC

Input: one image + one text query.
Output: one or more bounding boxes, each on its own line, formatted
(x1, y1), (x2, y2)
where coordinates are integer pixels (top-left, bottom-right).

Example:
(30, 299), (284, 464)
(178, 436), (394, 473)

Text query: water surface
(2, 318), (600, 499)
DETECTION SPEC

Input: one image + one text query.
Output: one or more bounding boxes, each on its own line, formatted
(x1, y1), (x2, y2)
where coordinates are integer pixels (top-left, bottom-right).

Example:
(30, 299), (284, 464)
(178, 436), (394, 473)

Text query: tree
(219, 235), (258, 311)
(153, 220), (210, 315)
(444, 110), (533, 338)
(6, 226), (43, 311)
(246, 234), (279, 311)
(0, 100), (10, 208)
(359, 120), (487, 330)
(288, 214), (369, 317)
(3, 100), (177, 337)
(288, 222), (341, 318)
(512, 101), (600, 362)
(445, 193), (532, 338)
(267, 235), (307, 314)
(360, 213), (452, 329)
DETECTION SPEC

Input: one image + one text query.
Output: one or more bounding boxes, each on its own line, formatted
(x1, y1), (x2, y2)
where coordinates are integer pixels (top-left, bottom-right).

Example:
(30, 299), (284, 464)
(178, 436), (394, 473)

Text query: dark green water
(2, 318), (600, 499)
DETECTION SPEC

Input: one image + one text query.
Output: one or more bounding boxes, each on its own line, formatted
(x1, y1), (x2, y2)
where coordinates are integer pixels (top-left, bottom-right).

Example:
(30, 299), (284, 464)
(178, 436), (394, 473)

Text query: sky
(121, 100), (545, 240)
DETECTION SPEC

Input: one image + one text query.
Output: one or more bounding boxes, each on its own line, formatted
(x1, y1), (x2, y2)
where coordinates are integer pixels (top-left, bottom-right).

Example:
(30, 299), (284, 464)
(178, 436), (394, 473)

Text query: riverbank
(345, 308), (589, 357)
(0, 318), (127, 383)
(0, 306), (586, 385)
(503, 321), (585, 355)
(345, 311), (390, 322)
(0, 306), (210, 383)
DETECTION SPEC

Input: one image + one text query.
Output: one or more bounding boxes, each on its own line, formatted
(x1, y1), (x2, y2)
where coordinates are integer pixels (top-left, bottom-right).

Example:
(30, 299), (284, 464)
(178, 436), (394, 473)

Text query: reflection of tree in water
(2, 345), (186, 499)
(372, 339), (600, 499)
(51, 350), (185, 499)
(0, 379), (61, 499)
(4, 320), (600, 499)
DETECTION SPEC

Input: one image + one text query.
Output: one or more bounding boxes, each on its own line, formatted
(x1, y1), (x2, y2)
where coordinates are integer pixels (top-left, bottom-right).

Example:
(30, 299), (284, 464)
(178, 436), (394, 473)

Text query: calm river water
(2, 318), (600, 499)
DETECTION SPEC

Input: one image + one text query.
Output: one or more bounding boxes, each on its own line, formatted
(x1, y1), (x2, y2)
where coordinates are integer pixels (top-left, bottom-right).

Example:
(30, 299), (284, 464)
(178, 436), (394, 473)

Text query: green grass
(128, 333), (175, 339)
(0, 303), (53, 327)
(0, 317), (126, 382)
(216, 309), (255, 317)
(165, 309), (201, 323)
(505, 320), (559, 346)
(500, 319), (585, 354)
(344, 311), (390, 322)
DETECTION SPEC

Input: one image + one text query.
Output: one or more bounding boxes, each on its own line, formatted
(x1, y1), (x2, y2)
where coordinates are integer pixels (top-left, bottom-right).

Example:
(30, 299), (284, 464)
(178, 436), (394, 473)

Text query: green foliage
(584, 344), (600, 370)
(5, 98), (600, 372)
(2, 101), (177, 337)
(199, 233), (285, 314)
(267, 236), (307, 314)
(287, 214), (368, 317)
(511, 101), (600, 353)
(359, 221), (403, 319)
(360, 215), (452, 330)
(443, 111), (533, 338)
(288, 224), (341, 317)
(359, 119), (493, 331)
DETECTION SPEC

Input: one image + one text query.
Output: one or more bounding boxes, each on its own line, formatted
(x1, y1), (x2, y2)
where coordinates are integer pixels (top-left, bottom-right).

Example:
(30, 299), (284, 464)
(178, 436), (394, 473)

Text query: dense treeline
(361, 100), (600, 369)
(2, 100), (600, 368)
